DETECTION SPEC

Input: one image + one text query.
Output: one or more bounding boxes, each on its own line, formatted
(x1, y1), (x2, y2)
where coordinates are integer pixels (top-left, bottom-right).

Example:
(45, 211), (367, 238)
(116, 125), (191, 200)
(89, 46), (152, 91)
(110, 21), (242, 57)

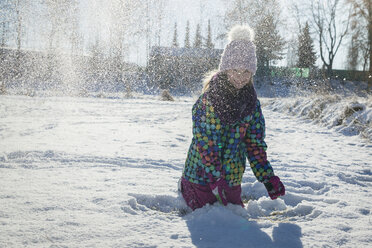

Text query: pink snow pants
(180, 177), (244, 210)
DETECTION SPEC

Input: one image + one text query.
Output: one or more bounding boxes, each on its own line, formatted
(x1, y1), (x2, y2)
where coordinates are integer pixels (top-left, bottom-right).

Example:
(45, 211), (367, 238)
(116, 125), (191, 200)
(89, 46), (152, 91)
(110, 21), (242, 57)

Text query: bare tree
(1, 0), (28, 51)
(290, 2), (304, 32)
(108, 0), (141, 60)
(107, 0), (144, 95)
(0, 0), (13, 47)
(311, 0), (350, 77)
(0, 0), (32, 78)
(68, 2), (82, 56)
(0, 0), (24, 49)
(224, 0), (252, 27)
(15, 0), (22, 52)
(43, 0), (80, 52)
(153, 0), (165, 47)
(142, 0), (166, 65)
(41, 0), (81, 88)
(347, 0), (371, 90)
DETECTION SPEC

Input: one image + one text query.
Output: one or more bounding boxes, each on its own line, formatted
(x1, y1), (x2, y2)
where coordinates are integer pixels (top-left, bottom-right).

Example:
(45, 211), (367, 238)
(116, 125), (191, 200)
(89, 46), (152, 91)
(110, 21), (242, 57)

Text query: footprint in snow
(124, 193), (190, 216)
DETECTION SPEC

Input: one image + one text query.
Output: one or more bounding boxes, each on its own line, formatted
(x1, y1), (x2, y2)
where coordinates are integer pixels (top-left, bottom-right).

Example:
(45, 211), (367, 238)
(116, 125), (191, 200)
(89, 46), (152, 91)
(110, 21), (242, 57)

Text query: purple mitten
(209, 179), (228, 206)
(264, 176), (285, 200)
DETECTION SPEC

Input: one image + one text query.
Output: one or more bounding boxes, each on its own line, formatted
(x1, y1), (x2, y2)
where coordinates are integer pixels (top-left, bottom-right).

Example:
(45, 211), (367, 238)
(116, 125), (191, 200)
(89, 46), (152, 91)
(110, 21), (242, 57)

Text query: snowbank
(263, 94), (372, 142)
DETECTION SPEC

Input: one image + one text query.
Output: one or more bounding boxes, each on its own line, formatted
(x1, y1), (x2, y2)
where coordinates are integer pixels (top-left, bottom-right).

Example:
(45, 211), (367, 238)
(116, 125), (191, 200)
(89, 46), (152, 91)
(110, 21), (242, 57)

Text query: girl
(180, 25), (285, 210)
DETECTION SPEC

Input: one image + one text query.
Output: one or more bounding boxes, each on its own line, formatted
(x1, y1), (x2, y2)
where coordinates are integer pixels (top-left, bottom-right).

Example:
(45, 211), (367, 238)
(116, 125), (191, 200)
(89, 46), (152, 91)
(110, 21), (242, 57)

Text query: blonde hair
(202, 70), (254, 93)
(202, 69), (219, 93)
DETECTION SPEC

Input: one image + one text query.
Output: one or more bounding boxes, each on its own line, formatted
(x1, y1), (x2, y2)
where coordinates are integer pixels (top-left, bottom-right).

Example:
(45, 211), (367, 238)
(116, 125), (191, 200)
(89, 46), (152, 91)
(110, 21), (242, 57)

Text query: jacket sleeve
(245, 100), (275, 183)
(192, 96), (222, 181)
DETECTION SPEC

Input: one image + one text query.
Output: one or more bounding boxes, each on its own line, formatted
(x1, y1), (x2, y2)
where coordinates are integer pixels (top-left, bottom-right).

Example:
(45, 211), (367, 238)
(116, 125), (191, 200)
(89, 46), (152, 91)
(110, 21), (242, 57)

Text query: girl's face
(226, 69), (252, 89)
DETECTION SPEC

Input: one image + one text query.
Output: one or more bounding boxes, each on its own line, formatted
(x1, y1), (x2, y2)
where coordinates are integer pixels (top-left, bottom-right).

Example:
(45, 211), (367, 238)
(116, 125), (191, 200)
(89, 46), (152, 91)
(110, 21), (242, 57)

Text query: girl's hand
(209, 179), (229, 206)
(264, 176), (285, 200)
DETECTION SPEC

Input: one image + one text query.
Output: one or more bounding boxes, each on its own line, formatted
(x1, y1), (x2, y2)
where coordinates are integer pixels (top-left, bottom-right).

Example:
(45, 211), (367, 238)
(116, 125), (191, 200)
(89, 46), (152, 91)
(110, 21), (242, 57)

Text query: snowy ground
(263, 95), (372, 142)
(0, 94), (371, 248)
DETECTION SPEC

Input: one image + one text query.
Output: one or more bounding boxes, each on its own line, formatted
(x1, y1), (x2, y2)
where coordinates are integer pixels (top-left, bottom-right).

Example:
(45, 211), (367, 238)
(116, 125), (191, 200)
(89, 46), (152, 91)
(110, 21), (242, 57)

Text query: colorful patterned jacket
(183, 73), (275, 187)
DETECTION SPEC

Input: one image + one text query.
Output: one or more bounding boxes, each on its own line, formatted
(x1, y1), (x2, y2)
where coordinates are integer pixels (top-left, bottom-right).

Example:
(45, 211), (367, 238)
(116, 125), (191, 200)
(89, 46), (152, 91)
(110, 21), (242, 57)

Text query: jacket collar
(206, 72), (257, 125)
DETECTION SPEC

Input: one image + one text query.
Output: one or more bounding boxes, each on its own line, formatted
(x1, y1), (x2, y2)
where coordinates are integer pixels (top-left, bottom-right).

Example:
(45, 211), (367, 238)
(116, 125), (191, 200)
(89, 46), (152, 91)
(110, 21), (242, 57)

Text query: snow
(0, 94), (371, 247)
(264, 94), (372, 142)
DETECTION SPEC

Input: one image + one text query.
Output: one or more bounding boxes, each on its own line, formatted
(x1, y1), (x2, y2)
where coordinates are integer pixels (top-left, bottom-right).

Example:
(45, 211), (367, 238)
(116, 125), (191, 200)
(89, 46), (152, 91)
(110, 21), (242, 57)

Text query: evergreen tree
(172, 22), (178, 47)
(255, 14), (286, 71)
(224, 0), (286, 75)
(184, 20), (190, 48)
(205, 19), (214, 49)
(297, 22), (316, 68)
(193, 24), (202, 48)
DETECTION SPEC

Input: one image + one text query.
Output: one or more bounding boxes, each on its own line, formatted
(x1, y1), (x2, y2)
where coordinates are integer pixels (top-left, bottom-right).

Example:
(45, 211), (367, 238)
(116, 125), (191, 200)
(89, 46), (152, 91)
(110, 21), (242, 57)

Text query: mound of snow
(264, 94), (372, 141)
(127, 193), (188, 213)
(246, 197), (287, 218)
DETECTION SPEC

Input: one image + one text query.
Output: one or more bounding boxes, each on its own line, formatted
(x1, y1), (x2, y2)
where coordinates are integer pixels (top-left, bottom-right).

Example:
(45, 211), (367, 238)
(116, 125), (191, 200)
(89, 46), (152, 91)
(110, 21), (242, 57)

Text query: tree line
(172, 20), (215, 49)
(0, 0), (165, 94)
(0, 0), (370, 95)
(223, 0), (370, 91)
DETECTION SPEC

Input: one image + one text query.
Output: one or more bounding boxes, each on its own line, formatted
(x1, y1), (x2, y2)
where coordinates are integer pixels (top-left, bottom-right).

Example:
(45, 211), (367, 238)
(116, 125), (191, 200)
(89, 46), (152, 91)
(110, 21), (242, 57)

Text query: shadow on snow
(185, 206), (303, 248)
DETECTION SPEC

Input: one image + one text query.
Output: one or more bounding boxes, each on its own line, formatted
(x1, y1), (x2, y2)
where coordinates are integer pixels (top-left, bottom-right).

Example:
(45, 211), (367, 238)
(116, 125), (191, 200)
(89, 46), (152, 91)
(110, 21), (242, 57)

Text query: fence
(268, 66), (369, 82)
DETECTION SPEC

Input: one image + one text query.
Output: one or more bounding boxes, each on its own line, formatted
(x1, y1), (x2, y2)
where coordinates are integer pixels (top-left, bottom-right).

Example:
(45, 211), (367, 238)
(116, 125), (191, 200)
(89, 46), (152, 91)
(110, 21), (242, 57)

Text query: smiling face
(226, 69), (252, 89)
